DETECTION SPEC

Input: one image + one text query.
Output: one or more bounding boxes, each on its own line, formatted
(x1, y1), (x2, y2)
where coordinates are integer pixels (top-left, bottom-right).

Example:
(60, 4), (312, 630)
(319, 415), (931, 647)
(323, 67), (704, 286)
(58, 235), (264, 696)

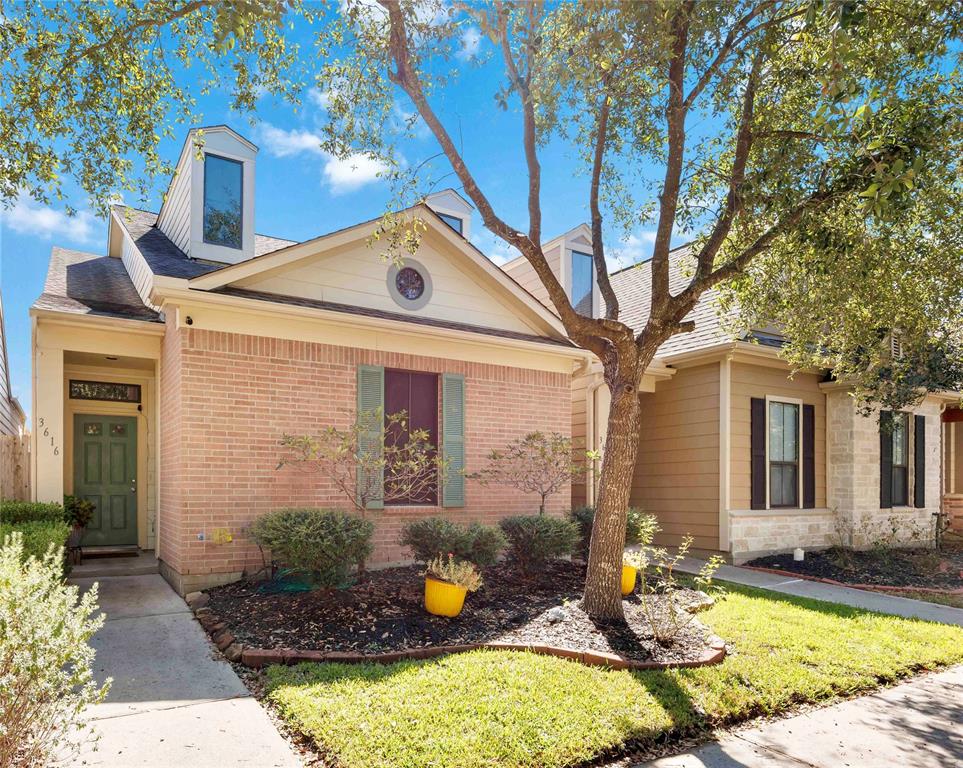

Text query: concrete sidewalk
(640, 665), (963, 767)
(677, 557), (963, 627)
(69, 574), (301, 767)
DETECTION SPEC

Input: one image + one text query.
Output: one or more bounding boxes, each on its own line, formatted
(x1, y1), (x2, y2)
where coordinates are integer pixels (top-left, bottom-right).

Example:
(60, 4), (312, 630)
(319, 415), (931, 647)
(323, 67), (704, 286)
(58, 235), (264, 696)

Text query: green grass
(266, 583), (963, 768)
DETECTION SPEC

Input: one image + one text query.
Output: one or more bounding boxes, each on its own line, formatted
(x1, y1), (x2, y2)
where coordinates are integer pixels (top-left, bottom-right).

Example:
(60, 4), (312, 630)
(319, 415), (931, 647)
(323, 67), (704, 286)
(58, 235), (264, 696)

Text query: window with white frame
(768, 399), (800, 508)
(571, 250), (594, 316)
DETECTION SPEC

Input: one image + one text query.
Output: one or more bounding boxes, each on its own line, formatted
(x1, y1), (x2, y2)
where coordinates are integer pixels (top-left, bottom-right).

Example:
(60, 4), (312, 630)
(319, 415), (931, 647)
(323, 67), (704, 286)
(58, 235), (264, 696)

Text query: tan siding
(633, 362), (720, 551)
(571, 372), (589, 507)
(502, 243), (561, 312)
(729, 362), (826, 510)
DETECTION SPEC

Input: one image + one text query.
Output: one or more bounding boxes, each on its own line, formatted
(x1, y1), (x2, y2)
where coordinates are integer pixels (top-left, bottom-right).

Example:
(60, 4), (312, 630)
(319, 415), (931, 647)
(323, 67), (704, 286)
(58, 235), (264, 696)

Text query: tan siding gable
(233, 234), (543, 336)
(633, 362), (720, 550)
(502, 242), (562, 312)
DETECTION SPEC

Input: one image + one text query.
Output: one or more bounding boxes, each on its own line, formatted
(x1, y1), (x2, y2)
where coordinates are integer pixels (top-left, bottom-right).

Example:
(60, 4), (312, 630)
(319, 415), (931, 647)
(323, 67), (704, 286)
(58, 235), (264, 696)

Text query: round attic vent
(387, 259), (432, 311)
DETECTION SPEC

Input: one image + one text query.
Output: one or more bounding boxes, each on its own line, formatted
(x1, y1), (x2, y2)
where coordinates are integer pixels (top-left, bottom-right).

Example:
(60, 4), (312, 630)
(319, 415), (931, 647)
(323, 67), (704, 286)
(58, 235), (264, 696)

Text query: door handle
(130, 479), (136, 493)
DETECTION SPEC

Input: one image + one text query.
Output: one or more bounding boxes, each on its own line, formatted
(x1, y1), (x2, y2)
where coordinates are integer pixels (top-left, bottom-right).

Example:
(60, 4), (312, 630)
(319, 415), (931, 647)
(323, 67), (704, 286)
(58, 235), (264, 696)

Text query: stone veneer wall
(826, 390), (941, 550)
(158, 324), (571, 593)
(729, 509), (836, 562)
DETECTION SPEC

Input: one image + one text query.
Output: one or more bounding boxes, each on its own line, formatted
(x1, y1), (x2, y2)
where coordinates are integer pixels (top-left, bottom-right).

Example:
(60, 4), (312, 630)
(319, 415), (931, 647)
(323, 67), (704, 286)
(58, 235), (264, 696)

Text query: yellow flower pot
(425, 576), (468, 617)
(621, 564), (638, 596)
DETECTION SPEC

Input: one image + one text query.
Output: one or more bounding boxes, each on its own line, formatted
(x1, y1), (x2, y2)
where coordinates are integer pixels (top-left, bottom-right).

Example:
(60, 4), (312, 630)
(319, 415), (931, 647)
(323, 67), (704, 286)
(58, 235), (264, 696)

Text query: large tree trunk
(582, 383), (643, 620)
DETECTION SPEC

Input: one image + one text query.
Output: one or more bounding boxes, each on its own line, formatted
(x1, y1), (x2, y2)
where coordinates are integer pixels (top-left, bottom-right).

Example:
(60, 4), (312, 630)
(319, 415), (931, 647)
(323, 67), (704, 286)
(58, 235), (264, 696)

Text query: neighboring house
(30, 126), (587, 593)
(0, 295), (26, 438)
(506, 243), (963, 562)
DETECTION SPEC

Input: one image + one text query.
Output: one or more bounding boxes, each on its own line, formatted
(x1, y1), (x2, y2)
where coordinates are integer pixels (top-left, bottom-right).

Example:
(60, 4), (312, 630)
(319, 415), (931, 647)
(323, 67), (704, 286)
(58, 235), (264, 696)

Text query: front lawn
(265, 583), (963, 768)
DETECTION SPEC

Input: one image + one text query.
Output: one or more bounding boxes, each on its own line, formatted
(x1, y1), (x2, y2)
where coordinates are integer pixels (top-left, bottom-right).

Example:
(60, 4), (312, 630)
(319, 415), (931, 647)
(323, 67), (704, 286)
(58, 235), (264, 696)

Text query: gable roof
(32, 247), (161, 323)
(608, 245), (743, 359)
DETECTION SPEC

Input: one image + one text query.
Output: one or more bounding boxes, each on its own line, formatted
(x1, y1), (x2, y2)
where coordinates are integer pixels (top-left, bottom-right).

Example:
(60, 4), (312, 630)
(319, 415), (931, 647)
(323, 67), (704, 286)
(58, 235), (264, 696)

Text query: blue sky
(0, 19), (663, 424)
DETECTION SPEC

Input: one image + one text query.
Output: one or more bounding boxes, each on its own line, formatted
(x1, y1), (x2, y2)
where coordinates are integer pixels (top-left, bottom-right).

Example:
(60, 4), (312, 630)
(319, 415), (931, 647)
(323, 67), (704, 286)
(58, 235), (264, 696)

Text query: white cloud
(456, 26), (482, 61)
(258, 123), (326, 158)
(0, 194), (98, 244)
(608, 230), (656, 270)
(257, 122), (389, 194)
(322, 153), (390, 194)
(307, 87), (331, 111)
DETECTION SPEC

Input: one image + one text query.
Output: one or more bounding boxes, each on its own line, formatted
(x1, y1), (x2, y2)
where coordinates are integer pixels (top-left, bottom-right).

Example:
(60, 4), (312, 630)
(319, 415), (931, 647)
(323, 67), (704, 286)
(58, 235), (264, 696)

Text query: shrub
(247, 508), (374, 588)
(0, 520), (71, 565)
(426, 553), (483, 592)
(0, 533), (110, 766)
(400, 517), (506, 566)
(499, 515), (579, 575)
(0, 500), (64, 524)
(63, 495), (96, 529)
(570, 506), (657, 558)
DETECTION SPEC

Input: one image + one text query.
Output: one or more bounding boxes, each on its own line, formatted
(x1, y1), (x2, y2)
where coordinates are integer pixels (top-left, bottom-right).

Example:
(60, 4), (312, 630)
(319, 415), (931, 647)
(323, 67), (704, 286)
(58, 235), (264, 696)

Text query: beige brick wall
(729, 509), (836, 562)
(159, 325), (571, 588)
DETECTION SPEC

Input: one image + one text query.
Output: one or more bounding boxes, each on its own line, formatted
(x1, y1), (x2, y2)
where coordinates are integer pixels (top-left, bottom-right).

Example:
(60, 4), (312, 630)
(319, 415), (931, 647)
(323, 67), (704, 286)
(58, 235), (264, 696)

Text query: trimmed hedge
(247, 508), (374, 588)
(499, 515), (579, 575)
(400, 517), (506, 566)
(0, 501), (71, 566)
(0, 501), (65, 525)
(0, 521), (71, 564)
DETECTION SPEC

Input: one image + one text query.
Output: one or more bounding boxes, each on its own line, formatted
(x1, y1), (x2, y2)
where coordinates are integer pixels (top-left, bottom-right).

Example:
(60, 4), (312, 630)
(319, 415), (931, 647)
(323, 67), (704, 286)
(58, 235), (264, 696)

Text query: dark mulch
(747, 543), (963, 590)
(204, 560), (714, 664)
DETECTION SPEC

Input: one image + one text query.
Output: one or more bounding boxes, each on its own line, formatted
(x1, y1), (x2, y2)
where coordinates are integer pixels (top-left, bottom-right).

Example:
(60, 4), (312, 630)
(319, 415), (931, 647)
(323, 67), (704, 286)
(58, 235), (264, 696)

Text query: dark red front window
(384, 369), (439, 505)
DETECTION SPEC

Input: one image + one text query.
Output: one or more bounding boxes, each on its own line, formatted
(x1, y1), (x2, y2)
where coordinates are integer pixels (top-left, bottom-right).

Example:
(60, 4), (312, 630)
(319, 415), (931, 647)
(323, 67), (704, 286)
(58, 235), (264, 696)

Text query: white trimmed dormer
(156, 126), (257, 265)
(501, 224), (600, 319)
(425, 189), (473, 241)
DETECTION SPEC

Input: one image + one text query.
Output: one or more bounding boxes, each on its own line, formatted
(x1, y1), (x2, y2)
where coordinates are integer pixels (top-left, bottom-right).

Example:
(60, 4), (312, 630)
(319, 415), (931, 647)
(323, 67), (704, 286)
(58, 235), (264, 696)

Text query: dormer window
(437, 212), (463, 235)
(571, 250), (594, 316)
(203, 153), (243, 249)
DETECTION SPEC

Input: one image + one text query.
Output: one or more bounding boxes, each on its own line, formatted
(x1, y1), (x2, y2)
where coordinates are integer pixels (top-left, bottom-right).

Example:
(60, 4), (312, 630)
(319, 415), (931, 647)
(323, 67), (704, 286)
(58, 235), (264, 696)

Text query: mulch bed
(747, 544), (963, 591)
(204, 560), (717, 665)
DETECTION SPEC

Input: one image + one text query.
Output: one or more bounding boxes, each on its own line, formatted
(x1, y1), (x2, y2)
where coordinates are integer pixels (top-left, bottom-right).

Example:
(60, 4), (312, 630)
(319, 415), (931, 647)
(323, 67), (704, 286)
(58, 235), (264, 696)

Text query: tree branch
(650, 1), (693, 319)
(495, 2), (542, 245)
(589, 78), (620, 320)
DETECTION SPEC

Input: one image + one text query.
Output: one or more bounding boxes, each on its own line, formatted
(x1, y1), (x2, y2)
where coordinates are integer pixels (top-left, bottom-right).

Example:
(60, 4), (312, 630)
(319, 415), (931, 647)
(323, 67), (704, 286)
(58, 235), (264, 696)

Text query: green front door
(73, 414), (138, 547)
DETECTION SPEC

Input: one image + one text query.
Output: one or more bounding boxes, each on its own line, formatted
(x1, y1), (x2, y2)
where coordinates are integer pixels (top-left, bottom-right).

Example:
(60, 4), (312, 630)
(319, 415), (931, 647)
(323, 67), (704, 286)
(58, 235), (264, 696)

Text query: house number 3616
(38, 417), (59, 456)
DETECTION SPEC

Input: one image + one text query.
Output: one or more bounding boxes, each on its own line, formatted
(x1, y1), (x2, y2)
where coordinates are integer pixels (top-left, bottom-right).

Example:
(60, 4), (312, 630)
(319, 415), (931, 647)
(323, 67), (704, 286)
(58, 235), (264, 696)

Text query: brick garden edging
(741, 565), (963, 596)
(185, 592), (727, 672)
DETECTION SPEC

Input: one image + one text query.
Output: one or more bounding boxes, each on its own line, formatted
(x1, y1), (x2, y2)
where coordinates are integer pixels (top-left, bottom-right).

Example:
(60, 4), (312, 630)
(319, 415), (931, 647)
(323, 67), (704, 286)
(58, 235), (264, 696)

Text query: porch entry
(73, 414), (138, 546)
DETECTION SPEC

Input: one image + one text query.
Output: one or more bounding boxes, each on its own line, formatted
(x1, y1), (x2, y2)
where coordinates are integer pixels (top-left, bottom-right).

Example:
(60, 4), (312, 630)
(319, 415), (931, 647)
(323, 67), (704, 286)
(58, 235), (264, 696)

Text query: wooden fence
(0, 433), (30, 501)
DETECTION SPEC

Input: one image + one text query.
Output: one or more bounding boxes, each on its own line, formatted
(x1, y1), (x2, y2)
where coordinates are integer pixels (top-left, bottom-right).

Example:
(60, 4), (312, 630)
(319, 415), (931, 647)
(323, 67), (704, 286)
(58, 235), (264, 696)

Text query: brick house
(31, 125), (963, 590)
(31, 126), (586, 593)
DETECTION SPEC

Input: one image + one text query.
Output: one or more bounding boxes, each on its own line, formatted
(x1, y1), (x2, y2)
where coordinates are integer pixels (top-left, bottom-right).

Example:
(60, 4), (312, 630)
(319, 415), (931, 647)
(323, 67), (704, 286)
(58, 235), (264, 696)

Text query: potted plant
(622, 550), (646, 596)
(424, 553), (482, 617)
(63, 495), (95, 559)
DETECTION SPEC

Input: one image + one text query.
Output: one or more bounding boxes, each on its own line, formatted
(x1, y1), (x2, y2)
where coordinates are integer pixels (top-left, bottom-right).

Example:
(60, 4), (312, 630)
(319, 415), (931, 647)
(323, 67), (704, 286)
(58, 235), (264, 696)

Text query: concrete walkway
(640, 665), (963, 767)
(677, 557), (963, 627)
(69, 574), (301, 767)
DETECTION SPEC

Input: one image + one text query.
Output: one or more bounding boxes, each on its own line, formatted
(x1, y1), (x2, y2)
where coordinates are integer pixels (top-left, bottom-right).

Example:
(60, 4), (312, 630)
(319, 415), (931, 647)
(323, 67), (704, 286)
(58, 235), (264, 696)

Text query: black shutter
(880, 410), (893, 509)
(802, 404), (815, 509)
(751, 398), (767, 510)
(914, 414), (926, 508)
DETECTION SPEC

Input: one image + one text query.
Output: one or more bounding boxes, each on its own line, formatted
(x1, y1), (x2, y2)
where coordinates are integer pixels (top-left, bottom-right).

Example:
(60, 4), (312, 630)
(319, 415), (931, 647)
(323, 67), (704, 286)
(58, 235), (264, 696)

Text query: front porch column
(33, 341), (64, 502)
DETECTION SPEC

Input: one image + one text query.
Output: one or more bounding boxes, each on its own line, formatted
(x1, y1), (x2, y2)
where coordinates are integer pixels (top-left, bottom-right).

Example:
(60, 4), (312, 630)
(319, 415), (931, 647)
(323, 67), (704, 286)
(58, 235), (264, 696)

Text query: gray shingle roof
(32, 247), (161, 322)
(608, 245), (744, 358)
(212, 286), (575, 348)
(111, 206), (297, 279)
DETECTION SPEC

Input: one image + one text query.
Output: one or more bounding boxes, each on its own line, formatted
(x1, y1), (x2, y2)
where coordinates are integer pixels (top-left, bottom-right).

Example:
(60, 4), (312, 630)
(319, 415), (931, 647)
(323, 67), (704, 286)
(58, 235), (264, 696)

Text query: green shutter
(441, 373), (466, 508)
(357, 365), (385, 510)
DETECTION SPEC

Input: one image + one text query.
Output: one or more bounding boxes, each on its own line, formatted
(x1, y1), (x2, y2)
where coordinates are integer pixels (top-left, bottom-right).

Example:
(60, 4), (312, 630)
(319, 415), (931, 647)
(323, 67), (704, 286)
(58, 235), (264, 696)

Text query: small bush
(247, 508), (374, 588)
(0, 520), (71, 565)
(63, 495), (96, 529)
(400, 517), (506, 566)
(0, 533), (110, 766)
(426, 553), (483, 591)
(570, 506), (657, 558)
(0, 500), (64, 524)
(499, 515), (579, 575)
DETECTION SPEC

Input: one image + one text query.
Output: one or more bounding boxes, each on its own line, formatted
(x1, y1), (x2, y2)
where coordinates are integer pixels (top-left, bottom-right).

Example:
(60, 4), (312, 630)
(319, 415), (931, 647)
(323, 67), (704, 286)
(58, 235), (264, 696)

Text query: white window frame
(570, 249), (596, 317)
(765, 395), (803, 510)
